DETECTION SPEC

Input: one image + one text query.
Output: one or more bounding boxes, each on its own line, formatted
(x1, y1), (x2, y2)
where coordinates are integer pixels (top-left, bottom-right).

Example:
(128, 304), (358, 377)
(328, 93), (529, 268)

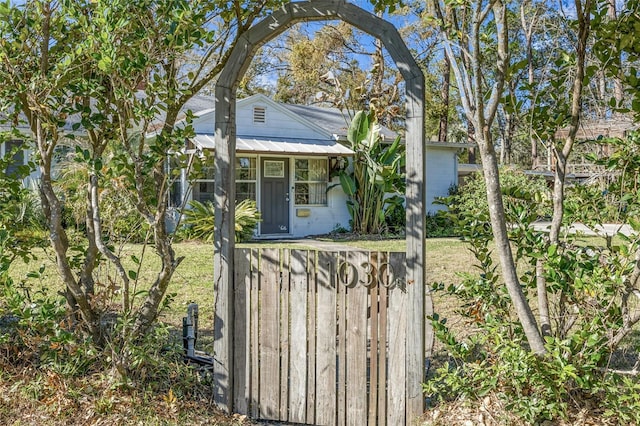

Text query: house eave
(191, 134), (354, 156)
(426, 141), (475, 149)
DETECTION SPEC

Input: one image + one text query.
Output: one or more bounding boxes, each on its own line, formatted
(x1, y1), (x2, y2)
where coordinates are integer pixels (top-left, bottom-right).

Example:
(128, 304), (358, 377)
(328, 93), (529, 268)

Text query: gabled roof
(179, 93), (399, 142)
(186, 94), (355, 156)
(237, 94), (335, 139)
(281, 103), (398, 141)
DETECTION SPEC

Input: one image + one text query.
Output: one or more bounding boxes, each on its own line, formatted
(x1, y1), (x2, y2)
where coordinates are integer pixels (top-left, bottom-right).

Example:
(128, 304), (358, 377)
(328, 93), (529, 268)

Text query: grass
(7, 234), (638, 425)
(7, 237), (473, 353)
(2, 235), (486, 425)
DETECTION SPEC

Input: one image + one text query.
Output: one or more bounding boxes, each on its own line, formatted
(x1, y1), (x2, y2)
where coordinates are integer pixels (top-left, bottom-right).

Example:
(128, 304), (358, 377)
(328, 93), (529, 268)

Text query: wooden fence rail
(232, 248), (429, 425)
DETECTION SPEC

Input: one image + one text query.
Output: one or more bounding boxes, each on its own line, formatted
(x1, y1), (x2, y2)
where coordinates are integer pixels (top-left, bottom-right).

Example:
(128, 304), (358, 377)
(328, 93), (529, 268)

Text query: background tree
(0, 0), (286, 368)
(257, 21), (405, 129)
(403, 0), (465, 142)
(432, 0), (546, 354)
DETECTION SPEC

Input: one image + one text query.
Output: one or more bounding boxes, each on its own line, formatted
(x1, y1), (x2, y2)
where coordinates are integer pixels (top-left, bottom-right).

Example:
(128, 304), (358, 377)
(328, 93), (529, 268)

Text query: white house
(3, 93), (466, 238)
(172, 94), (467, 238)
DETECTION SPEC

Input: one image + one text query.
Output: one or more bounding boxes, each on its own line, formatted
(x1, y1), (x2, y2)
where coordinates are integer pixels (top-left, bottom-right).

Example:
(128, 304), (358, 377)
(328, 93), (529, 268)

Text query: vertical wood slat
(259, 249), (280, 419)
(387, 253), (407, 426)
(289, 250), (308, 423)
(345, 251), (368, 425)
(306, 251), (317, 425)
(337, 251), (347, 426)
(233, 248), (251, 414)
(280, 250), (291, 421)
(377, 252), (389, 424)
(250, 249), (260, 418)
(368, 252), (379, 426)
(233, 248), (425, 426)
(315, 251), (337, 426)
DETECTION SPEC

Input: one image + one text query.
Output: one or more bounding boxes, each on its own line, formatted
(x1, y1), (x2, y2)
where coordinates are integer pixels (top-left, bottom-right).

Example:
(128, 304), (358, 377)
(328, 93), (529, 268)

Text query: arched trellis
(213, 0), (429, 420)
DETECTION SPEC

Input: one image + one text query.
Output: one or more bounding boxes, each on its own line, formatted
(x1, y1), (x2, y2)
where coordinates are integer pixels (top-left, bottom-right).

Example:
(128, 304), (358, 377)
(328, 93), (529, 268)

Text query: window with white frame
(294, 158), (328, 206)
(166, 157), (183, 207)
(192, 158), (216, 203)
(190, 156), (256, 204)
(235, 156), (256, 202)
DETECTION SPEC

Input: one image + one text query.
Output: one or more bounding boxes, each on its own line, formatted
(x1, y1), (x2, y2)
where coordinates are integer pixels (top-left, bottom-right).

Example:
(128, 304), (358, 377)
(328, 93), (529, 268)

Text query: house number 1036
(336, 261), (405, 290)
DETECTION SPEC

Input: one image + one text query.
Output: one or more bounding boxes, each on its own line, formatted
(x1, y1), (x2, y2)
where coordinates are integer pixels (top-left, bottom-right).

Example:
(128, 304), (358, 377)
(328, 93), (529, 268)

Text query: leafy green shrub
(337, 109), (405, 234)
(384, 203), (405, 235)
(182, 198), (261, 242)
(425, 166), (640, 424)
(1, 273), (97, 376)
(425, 211), (456, 237)
(444, 169), (552, 229)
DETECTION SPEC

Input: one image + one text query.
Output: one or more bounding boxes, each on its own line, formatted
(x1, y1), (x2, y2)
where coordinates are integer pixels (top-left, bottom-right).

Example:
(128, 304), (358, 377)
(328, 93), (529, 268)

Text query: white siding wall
(236, 102), (328, 139)
(192, 112), (214, 135)
(192, 101), (328, 140)
(289, 176), (351, 237)
(426, 147), (458, 213)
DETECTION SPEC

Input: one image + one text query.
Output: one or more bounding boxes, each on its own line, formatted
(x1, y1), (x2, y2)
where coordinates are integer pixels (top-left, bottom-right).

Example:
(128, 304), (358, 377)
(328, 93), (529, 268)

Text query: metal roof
(192, 134), (354, 156)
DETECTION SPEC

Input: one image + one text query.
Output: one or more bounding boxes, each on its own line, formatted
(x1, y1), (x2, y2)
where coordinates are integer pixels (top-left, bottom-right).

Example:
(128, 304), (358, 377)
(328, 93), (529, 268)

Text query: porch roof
(192, 134), (354, 156)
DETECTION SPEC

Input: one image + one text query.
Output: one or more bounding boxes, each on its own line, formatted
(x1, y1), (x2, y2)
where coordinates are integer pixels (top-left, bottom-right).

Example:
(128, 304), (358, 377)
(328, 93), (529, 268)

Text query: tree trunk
(36, 123), (101, 343)
(467, 122), (476, 164)
(521, 0), (539, 169)
(478, 129), (546, 354)
(607, 0), (623, 113)
(536, 259), (552, 336)
(549, 0), (590, 243)
(131, 132), (184, 336)
(438, 55), (451, 142)
(440, 0), (546, 354)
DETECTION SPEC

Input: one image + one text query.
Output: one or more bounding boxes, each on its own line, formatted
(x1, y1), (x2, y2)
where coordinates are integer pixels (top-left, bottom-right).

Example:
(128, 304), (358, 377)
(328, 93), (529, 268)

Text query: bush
(443, 169), (552, 227)
(384, 203), (405, 235)
(425, 167), (640, 424)
(1, 272), (97, 376)
(181, 198), (261, 243)
(425, 211), (456, 237)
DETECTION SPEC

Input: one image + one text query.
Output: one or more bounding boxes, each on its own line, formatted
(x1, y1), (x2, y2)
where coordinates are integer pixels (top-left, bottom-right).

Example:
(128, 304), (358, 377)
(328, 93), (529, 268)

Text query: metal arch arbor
(213, 0), (428, 419)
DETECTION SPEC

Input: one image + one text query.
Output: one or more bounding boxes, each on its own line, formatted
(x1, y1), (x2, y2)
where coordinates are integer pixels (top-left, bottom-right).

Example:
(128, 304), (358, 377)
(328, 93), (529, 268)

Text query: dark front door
(260, 158), (290, 234)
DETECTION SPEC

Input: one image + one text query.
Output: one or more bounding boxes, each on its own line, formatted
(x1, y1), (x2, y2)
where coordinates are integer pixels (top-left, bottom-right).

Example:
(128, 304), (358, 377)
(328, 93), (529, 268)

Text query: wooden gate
(232, 248), (427, 425)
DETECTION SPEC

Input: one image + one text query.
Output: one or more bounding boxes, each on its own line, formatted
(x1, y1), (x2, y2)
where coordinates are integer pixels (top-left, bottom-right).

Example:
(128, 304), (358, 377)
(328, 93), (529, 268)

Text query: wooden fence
(232, 248), (429, 425)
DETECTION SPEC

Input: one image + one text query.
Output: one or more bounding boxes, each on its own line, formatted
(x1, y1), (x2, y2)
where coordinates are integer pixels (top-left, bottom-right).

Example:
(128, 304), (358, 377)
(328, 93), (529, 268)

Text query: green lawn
(7, 237), (476, 359)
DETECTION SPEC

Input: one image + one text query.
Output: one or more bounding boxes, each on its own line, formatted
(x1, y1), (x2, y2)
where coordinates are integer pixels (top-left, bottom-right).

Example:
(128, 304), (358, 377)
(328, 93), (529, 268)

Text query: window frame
(294, 157), (329, 207)
(235, 156), (257, 202)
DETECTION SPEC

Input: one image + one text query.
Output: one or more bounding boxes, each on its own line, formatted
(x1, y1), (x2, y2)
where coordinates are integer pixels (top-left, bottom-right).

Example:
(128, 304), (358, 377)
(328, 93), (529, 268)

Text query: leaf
(339, 173), (356, 196)
(128, 270), (137, 280)
(347, 110), (370, 147)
